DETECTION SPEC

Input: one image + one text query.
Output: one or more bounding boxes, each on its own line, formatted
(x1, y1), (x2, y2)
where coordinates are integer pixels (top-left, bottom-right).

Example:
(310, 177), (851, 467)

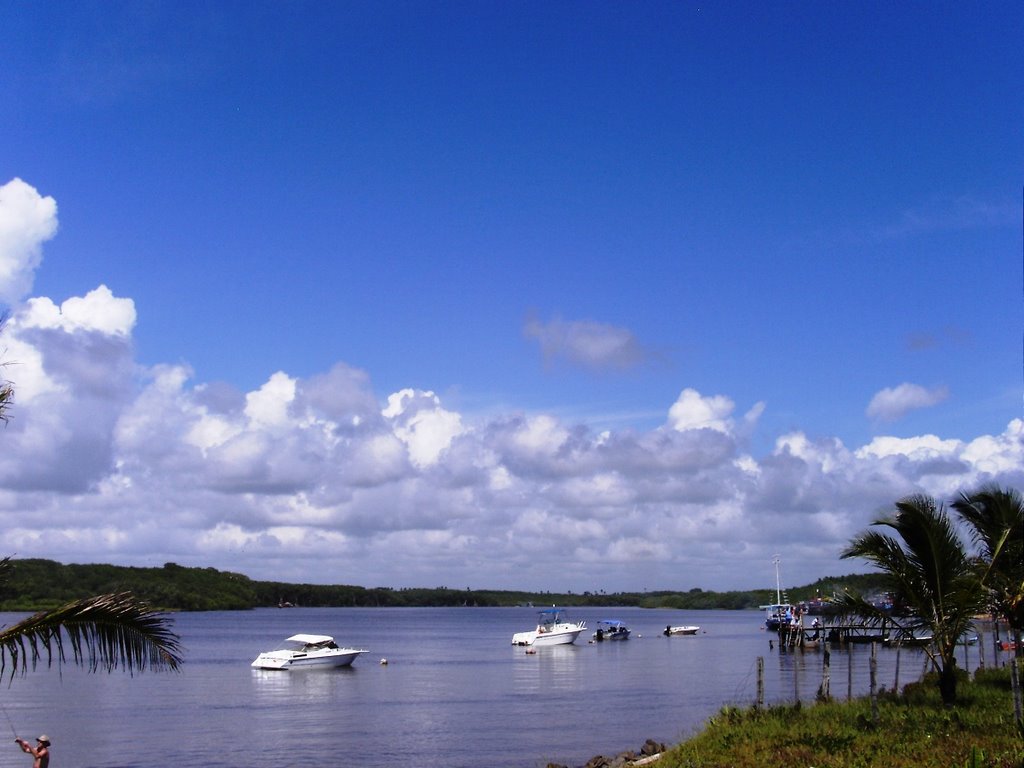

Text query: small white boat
(593, 619), (630, 641)
(512, 608), (586, 647)
(663, 624), (700, 636)
(251, 634), (367, 670)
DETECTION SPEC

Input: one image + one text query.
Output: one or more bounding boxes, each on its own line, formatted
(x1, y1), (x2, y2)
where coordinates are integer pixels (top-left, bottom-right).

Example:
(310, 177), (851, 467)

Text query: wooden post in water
(817, 641), (831, 701)
(1011, 646), (1023, 729)
(869, 642), (879, 725)
(993, 617), (1002, 667)
(793, 642), (801, 704)
(893, 640), (901, 692)
(847, 643), (854, 701)
(756, 656), (764, 709)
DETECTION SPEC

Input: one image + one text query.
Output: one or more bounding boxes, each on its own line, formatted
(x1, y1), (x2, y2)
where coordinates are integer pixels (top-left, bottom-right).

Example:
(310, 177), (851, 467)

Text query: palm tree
(952, 485), (1023, 729)
(0, 558), (183, 679)
(837, 494), (984, 705)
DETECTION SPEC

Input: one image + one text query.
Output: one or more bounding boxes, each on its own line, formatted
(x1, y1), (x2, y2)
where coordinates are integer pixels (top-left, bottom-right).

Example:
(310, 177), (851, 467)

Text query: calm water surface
(0, 607), (997, 768)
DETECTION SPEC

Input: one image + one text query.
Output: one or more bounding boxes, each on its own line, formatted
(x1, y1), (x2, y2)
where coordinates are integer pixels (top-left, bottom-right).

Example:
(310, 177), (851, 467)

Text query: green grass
(655, 666), (1022, 768)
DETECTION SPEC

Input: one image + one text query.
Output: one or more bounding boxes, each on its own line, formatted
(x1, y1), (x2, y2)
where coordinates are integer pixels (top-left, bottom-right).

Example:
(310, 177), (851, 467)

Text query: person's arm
(14, 739), (39, 757)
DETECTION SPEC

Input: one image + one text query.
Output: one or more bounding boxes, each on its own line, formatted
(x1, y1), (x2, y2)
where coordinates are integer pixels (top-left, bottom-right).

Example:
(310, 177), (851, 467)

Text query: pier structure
(776, 613), (902, 649)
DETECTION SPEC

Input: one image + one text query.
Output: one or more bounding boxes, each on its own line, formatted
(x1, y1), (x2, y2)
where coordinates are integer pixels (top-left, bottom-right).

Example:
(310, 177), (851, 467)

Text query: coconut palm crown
(952, 485), (1024, 633)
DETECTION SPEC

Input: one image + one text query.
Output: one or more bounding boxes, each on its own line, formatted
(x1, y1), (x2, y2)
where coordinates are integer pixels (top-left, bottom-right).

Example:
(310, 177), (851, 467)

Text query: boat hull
(251, 648), (366, 670)
(512, 608), (586, 647)
(593, 621), (630, 641)
(664, 626), (700, 636)
(512, 626), (584, 647)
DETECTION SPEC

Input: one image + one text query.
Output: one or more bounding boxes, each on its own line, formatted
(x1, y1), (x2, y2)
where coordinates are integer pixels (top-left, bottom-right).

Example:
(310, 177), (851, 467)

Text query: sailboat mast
(772, 554), (781, 604)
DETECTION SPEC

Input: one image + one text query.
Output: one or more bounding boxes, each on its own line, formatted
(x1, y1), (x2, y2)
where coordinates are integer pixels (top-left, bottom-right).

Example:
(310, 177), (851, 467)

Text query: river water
(0, 607), (999, 768)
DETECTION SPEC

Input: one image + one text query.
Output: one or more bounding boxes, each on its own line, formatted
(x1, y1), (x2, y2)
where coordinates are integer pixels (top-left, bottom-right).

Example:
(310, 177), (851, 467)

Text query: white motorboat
(251, 634), (367, 670)
(593, 619), (630, 641)
(663, 625), (700, 636)
(511, 608), (586, 647)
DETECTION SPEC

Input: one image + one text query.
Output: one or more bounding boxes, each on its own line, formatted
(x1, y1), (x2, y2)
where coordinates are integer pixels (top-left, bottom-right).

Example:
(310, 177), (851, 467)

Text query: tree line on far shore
(0, 557), (888, 613)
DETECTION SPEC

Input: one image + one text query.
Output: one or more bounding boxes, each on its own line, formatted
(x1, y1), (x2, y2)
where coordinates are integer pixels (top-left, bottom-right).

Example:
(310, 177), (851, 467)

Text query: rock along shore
(544, 738), (665, 768)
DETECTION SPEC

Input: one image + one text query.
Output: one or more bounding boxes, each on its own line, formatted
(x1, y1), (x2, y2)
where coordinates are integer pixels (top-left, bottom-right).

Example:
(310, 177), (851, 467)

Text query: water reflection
(249, 666), (360, 699)
(510, 643), (582, 694)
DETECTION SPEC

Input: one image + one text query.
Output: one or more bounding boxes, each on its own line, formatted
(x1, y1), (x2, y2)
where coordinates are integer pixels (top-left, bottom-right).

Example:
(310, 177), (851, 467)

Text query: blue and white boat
(762, 603), (796, 632)
(593, 619), (630, 641)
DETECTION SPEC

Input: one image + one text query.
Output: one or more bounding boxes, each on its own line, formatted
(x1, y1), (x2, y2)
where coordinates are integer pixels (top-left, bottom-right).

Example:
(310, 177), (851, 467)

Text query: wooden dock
(776, 618), (903, 649)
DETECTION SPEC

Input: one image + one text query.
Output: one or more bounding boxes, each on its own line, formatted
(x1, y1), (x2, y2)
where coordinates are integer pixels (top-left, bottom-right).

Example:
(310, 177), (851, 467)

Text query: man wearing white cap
(14, 734), (49, 767)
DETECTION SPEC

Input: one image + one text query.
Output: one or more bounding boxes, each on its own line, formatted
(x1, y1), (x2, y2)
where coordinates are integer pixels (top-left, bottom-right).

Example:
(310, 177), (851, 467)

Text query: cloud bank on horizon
(0, 177), (1020, 592)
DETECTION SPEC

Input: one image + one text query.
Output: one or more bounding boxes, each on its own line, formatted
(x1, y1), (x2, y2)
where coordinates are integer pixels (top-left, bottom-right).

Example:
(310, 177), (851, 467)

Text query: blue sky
(0, 1), (1020, 592)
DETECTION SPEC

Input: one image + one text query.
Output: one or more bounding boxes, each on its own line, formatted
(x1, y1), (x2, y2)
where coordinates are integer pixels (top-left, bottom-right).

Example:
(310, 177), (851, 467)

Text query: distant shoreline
(0, 557), (888, 613)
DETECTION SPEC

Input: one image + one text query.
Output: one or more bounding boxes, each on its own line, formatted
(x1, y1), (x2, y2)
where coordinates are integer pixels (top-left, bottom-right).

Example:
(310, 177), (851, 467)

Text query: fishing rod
(0, 700), (17, 740)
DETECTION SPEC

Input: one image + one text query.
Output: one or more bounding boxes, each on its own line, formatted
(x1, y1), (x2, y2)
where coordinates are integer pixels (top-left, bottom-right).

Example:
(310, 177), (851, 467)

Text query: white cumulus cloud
(383, 388), (464, 468)
(19, 286), (137, 336)
(0, 178), (58, 305)
(0, 178), (1020, 592)
(866, 382), (949, 422)
(667, 388), (735, 433)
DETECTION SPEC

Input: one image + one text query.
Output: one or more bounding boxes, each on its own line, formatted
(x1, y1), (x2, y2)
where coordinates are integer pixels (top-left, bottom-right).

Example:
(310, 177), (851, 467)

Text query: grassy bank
(650, 666), (1022, 768)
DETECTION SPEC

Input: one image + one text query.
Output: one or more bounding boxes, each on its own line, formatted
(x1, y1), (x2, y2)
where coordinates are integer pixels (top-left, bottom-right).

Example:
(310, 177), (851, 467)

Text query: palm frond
(0, 591), (183, 680)
(953, 485), (1023, 559)
(0, 381), (12, 424)
(0, 312), (13, 424)
(830, 591), (900, 628)
(953, 485), (1024, 630)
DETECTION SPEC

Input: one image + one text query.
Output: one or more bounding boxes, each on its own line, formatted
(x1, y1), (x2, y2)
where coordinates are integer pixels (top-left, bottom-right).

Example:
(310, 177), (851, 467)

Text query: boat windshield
(276, 638), (339, 652)
(538, 609), (566, 627)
